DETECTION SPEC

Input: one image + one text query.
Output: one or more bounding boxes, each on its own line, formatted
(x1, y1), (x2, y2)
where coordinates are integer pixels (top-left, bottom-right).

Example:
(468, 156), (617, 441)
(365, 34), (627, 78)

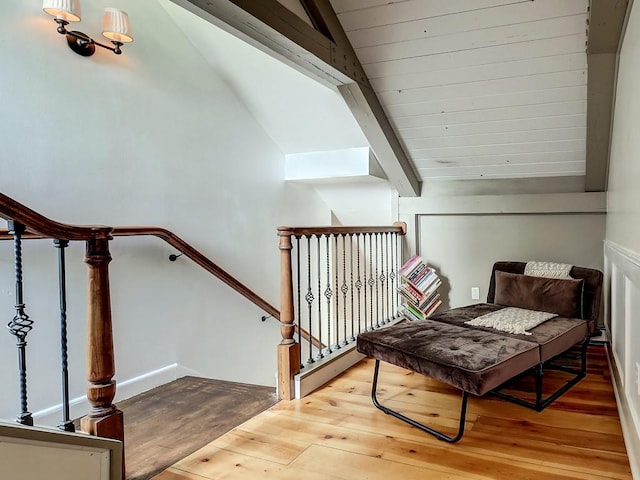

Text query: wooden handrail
(284, 223), (407, 237)
(0, 192), (279, 319)
(0, 226), (280, 320)
(0, 192), (111, 240)
(0, 191), (282, 451)
(110, 227), (280, 319)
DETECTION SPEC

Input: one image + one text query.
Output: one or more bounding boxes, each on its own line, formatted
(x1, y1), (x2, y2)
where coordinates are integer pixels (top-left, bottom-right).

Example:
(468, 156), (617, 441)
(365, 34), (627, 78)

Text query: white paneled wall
(604, 241), (640, 479)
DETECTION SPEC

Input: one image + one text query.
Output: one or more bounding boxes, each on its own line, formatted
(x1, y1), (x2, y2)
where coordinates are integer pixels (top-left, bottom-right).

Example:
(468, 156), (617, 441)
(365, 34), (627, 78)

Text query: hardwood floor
(151, 346), (632, 480)
(119, 376), (278, 480)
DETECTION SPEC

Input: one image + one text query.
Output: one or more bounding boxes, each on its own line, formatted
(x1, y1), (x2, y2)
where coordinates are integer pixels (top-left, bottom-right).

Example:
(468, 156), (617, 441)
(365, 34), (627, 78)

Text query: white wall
(605, 2), (640, 476)
(418, 213), (605, 310)
(313, 182), (397, 226)
(400, 193), (606, 310)
(0, 1), (333, 425)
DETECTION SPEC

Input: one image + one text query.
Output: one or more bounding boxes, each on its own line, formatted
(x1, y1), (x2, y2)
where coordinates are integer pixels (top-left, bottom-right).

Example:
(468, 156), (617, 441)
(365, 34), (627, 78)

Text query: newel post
(80, 236), (124, 442)
(277, 227), (300, 400)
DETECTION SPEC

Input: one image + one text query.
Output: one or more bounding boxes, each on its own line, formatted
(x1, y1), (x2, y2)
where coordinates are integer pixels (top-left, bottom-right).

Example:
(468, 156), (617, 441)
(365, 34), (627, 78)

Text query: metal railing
(276, 223), (406, 399)
(0, 191), (280, 447)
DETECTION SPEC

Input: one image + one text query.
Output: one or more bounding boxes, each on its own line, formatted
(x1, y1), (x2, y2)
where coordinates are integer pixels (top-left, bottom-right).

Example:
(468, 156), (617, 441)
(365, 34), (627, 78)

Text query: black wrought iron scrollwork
(333, 235), (340, 350)
(391, 232), (398, 319)
(54, 239), (75, 432)
(323, 235), (332, 356)
(316, 235), (324, 360)
(7, 221), (34, 426)
(296, 236), (303, 369)
(305, 235), (314, 365)
(355, 234), (363, 335)
(368, 234), (375, 331)
(341, 235), (348, 345)
(287, 226), (403, 373)
(349, 234), (355, 342)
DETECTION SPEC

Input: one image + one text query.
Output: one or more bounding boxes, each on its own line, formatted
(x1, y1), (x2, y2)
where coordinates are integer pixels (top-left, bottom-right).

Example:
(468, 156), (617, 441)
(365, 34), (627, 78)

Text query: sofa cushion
(357, 320), (540, 396)
(494, 270), (584, 318)
(487, 262), (603, 334)
(430, 304), (589, 362)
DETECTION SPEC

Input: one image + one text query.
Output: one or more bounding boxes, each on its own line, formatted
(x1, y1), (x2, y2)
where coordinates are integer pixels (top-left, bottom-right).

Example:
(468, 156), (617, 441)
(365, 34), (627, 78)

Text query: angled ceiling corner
(169, 0), (421, 197)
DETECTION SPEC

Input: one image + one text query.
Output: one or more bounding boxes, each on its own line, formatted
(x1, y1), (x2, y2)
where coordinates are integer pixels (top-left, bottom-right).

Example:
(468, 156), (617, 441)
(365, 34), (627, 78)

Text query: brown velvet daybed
(356, 261), (603, 443)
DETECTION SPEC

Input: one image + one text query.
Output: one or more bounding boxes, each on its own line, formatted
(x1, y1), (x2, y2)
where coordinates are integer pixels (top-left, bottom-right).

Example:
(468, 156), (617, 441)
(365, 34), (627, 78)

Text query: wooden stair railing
(277, 223), (407, 400)
(0, 192), (280, 446)
(0, 193), (121, 441)
(110, 227), (279, 319)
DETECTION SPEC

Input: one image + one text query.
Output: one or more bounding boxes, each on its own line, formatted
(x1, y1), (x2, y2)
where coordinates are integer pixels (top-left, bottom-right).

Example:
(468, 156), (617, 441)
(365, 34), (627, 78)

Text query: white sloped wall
(0, 1), (335, 424)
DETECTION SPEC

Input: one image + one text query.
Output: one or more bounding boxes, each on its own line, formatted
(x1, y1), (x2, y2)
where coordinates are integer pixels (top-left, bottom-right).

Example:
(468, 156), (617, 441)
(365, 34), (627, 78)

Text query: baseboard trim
(606, 343), (640, 480)
(32, 364), (179, 427)
(295, 344), (364, 399)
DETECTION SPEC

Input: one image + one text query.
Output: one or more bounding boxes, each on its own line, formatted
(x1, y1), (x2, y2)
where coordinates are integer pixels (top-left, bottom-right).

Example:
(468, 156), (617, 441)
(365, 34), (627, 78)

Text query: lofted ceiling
(329, 0), (589, 181)
(169, 0), (627, 195)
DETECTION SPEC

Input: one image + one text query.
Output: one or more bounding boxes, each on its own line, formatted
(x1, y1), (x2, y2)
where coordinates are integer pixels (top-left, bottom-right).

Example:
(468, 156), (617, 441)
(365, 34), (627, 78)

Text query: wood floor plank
(291, 444), (473, 480)
(119, 376), (278, 480)
(469, 416), (627, 453)
(206, 428), (308, 465)
(229, 409), (630, 479)
(172, 446), (334, 480)
(290, 443), (616, 480)
(151, 346), (631, 480)
(151, 468), (207, 480)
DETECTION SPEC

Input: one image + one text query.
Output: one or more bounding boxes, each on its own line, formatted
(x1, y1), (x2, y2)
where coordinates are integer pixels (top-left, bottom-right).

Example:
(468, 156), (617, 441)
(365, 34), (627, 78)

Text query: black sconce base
(66, 31), (96, 56)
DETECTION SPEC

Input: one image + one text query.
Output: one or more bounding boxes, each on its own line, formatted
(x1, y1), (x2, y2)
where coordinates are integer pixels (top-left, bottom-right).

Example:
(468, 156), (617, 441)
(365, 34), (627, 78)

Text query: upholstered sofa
(356, 261), (603, 442)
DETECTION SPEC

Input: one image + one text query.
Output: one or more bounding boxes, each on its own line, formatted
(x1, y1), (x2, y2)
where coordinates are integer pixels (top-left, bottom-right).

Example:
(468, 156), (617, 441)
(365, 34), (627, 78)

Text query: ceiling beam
(171, 0), (421, 196)
(585, 0), (630, 192)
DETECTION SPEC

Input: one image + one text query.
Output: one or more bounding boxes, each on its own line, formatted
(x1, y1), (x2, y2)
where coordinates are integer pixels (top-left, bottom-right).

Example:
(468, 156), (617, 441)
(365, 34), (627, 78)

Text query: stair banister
(276, 223), (406, 400)
(81, 237), (123, 440)
(0, 192), (281, 448)
(277, 227), (300, 400)
(0, 193), (122, 441)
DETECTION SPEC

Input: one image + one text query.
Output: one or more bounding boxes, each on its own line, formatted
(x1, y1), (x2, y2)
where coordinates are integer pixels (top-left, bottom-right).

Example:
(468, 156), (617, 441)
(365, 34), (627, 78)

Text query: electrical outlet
(471, 287), (480, 300)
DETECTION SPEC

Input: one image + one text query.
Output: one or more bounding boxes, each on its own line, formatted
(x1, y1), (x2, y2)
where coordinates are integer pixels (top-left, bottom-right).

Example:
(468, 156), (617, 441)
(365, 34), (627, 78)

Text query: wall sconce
(42, 1), (133, 56)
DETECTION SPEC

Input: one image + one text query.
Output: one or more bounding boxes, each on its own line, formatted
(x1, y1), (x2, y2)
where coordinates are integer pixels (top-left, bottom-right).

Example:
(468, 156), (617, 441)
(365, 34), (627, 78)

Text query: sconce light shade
(102, 8), (133, 44)
(42, 0), (81, 22)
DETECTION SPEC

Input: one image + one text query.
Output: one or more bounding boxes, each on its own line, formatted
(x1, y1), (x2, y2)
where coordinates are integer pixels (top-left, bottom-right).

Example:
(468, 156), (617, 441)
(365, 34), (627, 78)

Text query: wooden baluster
(80, 237), (124, 442)
(277, 227), (300, 400)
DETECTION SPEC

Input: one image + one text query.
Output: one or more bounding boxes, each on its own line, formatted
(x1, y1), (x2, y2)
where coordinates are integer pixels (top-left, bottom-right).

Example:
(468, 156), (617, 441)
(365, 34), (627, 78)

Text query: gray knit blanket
(465, 307), (557, 336)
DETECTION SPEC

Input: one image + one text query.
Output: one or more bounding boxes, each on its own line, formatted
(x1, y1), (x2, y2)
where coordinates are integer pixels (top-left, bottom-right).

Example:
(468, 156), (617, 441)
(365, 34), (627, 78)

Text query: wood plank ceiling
(329, 0), (589, 181)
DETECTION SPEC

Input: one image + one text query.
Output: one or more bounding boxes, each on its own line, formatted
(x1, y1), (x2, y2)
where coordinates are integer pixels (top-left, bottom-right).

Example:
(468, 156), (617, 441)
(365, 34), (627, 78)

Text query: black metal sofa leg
(370, 360), (468, 443)
(490, 340), (588, 412)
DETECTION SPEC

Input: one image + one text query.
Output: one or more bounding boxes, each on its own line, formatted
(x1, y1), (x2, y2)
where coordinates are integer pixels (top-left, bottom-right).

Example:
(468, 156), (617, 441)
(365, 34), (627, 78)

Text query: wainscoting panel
(604, 240), (640, 480)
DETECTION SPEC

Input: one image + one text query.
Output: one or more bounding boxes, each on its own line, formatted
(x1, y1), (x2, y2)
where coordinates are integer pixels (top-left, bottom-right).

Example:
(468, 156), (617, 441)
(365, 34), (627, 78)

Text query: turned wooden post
(80, 236), (124, 442)
(277, 227), (300, 400)
(393, 221), (407, 236)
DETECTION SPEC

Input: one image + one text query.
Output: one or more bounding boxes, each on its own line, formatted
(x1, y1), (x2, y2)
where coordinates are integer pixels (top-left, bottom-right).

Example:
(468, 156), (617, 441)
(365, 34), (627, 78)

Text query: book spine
(418, 290), (440, 310)
(414, 270), (436, 290)
(399, 306), (422, 322)
(399, 288), (419, 305)
(404, 282), (425, 301)
(399, 255), (422, 275)
(407, 263), (428, 281)
(420, 292), (440, 311)
(405, 303), (425, 320)
(424, 299), (442, 318)
(421, 278), (442, 299)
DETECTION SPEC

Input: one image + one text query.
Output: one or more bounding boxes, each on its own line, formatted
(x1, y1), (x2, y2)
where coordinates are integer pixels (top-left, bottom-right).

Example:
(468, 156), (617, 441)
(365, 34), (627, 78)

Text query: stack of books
(398, 254), (442, 321)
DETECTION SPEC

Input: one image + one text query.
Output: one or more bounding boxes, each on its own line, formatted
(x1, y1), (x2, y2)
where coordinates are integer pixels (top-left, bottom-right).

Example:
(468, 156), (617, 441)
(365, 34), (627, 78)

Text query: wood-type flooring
(150, 345), (632, 480)
(119, 376), (278, 480)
